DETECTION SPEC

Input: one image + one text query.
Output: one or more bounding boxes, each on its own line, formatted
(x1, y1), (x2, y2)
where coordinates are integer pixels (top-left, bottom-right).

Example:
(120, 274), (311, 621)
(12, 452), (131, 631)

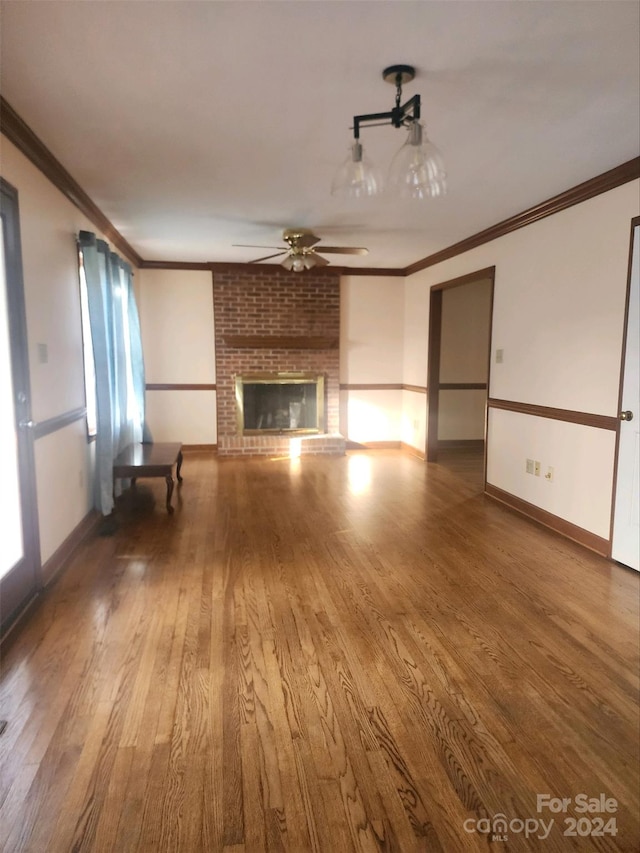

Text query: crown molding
(139, 260), (212, 271)
(405, 157), (640, 276)
(139, 259), (404, 276)
(210, 261), (341, 275)
(2, 97), (637, 277)
(1, 96), (142, 267)
(333, 266), (405, 277)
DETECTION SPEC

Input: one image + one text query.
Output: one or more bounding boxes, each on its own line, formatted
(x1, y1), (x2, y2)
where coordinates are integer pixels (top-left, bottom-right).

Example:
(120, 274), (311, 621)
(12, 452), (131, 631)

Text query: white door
(612, 222), (640, 571)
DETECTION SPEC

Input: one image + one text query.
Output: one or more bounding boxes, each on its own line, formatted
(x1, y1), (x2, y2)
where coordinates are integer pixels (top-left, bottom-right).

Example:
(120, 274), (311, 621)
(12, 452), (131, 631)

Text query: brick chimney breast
(213, 268), (343, 456)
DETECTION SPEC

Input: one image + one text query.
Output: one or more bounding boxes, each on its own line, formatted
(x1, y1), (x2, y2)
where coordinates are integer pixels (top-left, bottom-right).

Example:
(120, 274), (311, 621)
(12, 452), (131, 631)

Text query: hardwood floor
(0, 449), (638, 852)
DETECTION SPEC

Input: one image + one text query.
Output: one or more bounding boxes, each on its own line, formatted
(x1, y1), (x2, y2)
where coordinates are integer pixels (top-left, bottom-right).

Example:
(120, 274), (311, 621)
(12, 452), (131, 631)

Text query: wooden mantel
(223, 335), (339, 349)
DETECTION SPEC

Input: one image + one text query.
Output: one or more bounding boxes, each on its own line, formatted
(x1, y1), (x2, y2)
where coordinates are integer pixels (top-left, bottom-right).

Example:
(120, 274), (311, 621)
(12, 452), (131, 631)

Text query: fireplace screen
(236, 373), (325, 434)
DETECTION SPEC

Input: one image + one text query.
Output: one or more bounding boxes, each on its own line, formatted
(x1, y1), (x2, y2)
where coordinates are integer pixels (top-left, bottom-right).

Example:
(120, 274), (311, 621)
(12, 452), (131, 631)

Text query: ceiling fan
(233, 229), (368, 272)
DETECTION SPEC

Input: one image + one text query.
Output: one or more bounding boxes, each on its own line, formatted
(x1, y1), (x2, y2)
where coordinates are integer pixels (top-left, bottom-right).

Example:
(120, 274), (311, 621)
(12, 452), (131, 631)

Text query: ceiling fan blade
(250, 251), (288, 263)
(311, 254), (330, 267)
(233, 243), (283, 250)
(317, 246), (369, 255)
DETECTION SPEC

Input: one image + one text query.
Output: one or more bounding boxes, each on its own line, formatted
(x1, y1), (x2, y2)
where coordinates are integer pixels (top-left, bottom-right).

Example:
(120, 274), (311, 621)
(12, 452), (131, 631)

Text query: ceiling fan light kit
(331, 64), (446, 200)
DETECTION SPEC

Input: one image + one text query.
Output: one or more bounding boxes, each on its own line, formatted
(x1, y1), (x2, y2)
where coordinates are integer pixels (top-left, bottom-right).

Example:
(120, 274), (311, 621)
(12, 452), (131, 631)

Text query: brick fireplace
(213, 267), (345, 456)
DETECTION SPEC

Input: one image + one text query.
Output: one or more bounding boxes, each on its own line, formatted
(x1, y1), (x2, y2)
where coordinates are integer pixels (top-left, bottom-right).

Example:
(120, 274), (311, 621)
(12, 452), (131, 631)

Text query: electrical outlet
(545, 466), (554, 482)
(534, 461), (541, 476)
(526, 458), (535, 474)
(496, 348), (504, 364)
(37, 342), (48, 364)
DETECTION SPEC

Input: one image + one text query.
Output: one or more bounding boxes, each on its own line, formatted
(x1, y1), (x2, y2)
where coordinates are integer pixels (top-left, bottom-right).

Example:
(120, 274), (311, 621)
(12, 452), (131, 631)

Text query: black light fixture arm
(332, 63), (446, 201)
(352, 65), (421, 140)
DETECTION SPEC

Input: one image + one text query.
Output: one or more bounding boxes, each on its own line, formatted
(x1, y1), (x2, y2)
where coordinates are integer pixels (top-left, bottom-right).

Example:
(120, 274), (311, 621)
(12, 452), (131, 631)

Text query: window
(77, 230), (147, 515)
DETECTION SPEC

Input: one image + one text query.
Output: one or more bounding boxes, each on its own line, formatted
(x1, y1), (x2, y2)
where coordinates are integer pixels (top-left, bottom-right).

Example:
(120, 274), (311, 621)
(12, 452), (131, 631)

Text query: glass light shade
(282, 254), (306, 272)
(387, 122), (447, 199)
(331, 140), (382, 198)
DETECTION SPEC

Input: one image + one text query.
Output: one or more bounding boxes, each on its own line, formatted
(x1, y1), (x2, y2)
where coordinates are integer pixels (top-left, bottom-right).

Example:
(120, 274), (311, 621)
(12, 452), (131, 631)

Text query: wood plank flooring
(0, 449), (638, 852)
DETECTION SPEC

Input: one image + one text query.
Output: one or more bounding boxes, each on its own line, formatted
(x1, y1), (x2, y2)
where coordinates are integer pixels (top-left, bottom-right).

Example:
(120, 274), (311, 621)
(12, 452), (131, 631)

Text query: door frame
(609, 215), (640, 566)
(426, 266), (496, 467)
(1, 177), (41, 639)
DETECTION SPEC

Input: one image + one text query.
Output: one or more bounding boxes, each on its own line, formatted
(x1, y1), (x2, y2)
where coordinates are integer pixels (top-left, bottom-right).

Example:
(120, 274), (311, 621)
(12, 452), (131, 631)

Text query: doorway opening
(426, 268), (495, 475)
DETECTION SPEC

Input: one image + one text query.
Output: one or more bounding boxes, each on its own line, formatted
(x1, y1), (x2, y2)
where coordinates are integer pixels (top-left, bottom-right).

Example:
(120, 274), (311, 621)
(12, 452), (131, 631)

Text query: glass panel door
(0, 225), (24, 579)
(0, 178), (39, 636)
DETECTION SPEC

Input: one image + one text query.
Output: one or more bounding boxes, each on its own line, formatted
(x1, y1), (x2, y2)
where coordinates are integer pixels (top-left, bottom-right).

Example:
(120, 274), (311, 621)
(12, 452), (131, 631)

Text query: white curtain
(78, 231), (150, 515)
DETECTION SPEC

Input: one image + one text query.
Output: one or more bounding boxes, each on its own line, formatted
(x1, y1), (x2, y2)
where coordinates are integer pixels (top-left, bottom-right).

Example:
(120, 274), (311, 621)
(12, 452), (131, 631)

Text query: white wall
(340, 275), (404, 442)
(34, 421), (94, 564)
(401, 388), (426, 451)
(487, 409), (616, 538)
(439, 278), (492, 441)
(404, 180), (640, 539)
(401, 276), (429, 452)
(438, 391), (487, 441)
(1, 135), (100, 563)
(403, 276), (429, 388)
(145, 389), (217, 445)
(340, 275), (404, 383)
(138, 268), (216, 444)
(440, 279), (492, 384)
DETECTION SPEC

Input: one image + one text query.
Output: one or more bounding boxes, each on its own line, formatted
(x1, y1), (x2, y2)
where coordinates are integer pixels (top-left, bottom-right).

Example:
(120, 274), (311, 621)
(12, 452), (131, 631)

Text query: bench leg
(176, 450), (183, 482)
(165, 475), (175, 513)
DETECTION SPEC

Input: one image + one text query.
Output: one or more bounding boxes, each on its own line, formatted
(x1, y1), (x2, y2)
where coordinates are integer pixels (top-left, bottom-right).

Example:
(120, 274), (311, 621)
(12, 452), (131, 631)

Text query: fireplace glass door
(236, 373), (324, 434)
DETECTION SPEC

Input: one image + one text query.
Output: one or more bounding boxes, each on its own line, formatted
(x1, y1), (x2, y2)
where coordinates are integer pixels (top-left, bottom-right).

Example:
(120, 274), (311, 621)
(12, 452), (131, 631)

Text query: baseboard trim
(41, 510), (101, 587)
(484, 483), (609, 556)
(438, 439), (484, 449)
(146, 384), (217, 391)
(346, 440), (401, 450)
(401, 442), (426, 460)
(182, 444), (218, 452)
(0, 592), (41, 650)
(340, 384), (403, 391)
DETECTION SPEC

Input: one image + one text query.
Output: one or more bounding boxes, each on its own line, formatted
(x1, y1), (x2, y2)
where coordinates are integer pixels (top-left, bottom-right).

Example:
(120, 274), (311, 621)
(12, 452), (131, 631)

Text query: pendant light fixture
(330, 140), (383, 199)
(331, 65), (446, 200)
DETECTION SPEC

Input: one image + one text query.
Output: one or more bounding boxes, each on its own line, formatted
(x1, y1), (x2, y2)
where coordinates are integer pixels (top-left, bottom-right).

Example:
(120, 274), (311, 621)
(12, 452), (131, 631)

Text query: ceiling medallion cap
(382, 64), (416, 85)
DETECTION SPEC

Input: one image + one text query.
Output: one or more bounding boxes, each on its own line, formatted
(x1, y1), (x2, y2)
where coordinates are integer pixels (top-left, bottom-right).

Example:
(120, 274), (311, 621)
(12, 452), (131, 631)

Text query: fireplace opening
(236, 373), (325, 435)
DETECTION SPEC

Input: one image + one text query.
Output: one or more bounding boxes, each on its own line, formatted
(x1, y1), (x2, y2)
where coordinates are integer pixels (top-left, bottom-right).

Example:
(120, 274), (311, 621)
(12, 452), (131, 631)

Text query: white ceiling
(1, 0), (639, 269)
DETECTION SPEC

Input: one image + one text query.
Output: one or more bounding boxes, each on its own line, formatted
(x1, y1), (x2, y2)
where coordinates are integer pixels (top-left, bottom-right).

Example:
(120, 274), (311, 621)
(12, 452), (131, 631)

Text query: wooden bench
(113, 442), (183, 513)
